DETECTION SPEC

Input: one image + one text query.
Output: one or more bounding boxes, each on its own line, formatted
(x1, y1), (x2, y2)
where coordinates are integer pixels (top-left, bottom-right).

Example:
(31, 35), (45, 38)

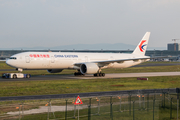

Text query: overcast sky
(0, 0), (180, 49)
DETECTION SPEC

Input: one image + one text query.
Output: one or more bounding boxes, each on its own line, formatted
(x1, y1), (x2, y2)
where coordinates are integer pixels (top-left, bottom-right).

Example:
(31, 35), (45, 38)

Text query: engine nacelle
(80, 63), (99, 74)
(47, 69), (63, 73)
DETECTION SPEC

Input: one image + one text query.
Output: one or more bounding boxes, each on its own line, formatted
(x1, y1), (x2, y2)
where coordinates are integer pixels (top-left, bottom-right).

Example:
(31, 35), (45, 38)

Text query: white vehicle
(2, 73), (31, 79)
(6, 32), (150, 77)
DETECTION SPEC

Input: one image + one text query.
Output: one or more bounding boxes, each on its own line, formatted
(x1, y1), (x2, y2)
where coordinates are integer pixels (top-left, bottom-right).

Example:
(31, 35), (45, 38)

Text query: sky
(0, 0), (180, 49)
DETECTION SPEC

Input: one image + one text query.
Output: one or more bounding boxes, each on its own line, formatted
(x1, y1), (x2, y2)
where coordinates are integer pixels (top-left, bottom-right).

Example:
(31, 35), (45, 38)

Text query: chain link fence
(0, 88), (180, 120)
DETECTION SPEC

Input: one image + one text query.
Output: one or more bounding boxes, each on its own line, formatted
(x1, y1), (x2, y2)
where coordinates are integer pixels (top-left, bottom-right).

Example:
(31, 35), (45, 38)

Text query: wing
(74, 57), (150, 68)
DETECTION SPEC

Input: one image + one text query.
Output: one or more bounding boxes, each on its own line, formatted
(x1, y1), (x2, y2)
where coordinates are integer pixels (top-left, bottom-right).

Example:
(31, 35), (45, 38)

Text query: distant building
(167, 43), (180, 51)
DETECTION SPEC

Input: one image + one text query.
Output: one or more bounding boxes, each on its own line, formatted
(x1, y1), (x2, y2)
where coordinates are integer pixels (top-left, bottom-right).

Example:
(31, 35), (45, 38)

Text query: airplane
(6, 32), (150, 77)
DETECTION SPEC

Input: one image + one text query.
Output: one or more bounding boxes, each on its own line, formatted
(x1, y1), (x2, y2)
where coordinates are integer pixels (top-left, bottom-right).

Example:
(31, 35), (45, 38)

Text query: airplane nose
(6, 59), (15, 67)
(6, 59), (10, 66)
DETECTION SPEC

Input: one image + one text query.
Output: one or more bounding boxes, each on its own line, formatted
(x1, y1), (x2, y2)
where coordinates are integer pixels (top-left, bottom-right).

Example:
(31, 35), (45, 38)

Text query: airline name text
(29, 54), (78, 58)
(54, 55), (78, 58)
(29, 54), (50, 58)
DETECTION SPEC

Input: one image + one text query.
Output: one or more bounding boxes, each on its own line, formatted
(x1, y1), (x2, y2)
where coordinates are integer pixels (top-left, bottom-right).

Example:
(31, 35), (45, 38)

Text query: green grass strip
(1, 76), (180, 97)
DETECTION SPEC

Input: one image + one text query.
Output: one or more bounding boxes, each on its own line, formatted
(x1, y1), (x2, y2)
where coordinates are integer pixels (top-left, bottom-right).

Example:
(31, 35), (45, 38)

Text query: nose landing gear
(16, 68), (23, 72)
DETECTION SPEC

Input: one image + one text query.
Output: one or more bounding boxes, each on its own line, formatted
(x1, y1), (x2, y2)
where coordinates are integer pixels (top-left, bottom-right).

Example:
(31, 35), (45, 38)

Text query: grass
(102, 65), (180, 73)
(13, 108), (159, 120)
(1, 61), (180, 119)
(9, 101), (179, 120)
(0, 61), (13, 69)
(1, 61), (180, 97)
(0, 76), (180, 97)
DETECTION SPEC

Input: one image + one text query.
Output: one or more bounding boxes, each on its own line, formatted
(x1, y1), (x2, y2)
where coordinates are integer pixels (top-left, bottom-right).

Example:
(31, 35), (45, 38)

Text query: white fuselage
(6, 32), (151, 75)
(6, 52), (149, 70)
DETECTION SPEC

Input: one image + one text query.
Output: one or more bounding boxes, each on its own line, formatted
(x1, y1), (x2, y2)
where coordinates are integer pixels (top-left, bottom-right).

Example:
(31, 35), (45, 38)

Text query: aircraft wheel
(13, 74), (17, 79)
(74, 72), (84, 76)
(102, 73), (105, 77)
(99, 73), (102, 77)
(94, 73), (105, 77)
(26, 74), (30, 78)
(74, 72), (79, 76)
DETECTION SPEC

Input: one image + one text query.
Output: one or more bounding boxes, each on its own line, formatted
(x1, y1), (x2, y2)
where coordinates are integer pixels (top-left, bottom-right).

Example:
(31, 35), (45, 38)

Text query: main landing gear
(74, 70), (105, 77)
(94, 73), (105, 77)
(74, 72), (85, 76)
(94, 69), (105, 77)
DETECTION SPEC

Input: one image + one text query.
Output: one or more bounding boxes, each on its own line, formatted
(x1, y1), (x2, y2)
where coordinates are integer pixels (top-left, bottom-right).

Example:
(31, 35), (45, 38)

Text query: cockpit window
(9, 57), (17, 60)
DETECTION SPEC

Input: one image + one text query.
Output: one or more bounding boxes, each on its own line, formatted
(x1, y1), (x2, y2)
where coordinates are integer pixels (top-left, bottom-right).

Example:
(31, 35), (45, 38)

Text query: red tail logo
(139, 40), (146, 52)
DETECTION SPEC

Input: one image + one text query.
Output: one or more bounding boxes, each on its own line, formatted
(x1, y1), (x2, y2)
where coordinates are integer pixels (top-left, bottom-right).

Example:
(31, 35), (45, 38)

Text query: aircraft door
(85, 56), (88, 62)
(51, 56), (55, 63)
(25, 56), (30, 63)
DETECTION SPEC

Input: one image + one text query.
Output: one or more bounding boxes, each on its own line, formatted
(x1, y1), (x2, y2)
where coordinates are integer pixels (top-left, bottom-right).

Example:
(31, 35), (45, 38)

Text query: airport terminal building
(167, 43), (180, 51)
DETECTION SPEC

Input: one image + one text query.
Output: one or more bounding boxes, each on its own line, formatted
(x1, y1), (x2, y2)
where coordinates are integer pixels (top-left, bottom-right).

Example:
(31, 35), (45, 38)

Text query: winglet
(132, 32), (150, 56)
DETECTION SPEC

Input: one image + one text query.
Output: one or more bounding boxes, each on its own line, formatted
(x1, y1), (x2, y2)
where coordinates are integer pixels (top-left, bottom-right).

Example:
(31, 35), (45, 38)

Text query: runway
(0, 71), (180, 82)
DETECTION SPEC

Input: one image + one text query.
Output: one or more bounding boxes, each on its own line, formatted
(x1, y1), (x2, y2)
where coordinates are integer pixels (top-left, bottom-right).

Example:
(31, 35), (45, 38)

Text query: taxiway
(0, 71), (180, 82)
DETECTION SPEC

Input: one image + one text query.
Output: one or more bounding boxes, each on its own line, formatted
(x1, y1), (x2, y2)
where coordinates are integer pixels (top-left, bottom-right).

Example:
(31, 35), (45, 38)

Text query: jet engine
(47, 69), (63, 73)
(80, 63), (99, 74)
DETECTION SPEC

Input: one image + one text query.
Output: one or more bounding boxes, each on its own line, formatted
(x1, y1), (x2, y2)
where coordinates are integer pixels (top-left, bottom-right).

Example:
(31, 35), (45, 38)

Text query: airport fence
(0, 88), (180, 120)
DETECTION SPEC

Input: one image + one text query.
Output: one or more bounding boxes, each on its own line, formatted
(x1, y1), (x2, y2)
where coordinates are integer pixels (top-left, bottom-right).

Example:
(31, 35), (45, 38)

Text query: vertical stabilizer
(132, 32), (150, 56)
